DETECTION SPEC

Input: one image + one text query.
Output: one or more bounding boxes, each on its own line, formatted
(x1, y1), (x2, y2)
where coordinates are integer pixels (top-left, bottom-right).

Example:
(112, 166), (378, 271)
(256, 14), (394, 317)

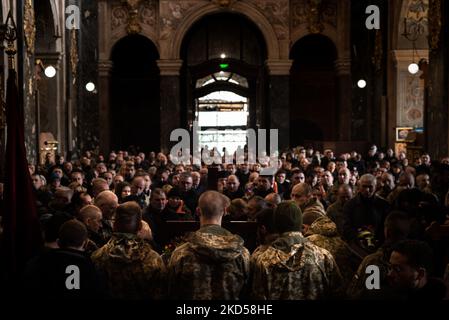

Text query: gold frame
(396, 127), (414, 142)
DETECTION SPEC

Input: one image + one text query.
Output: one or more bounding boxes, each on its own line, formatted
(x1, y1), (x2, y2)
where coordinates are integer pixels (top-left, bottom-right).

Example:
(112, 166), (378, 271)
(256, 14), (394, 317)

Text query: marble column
(157, 59), (183, 153)
(335, 58), (352, 141)
(98, 60), (112, 156)
(426, 0), (449, 159)
(265, 59), (292, 151)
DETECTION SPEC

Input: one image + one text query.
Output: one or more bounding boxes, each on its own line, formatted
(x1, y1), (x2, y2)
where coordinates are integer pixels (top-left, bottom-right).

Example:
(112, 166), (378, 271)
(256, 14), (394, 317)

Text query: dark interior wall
(351, 0), (388, 145)
(35, 0), (56, 136)
(35, 0), (56, 52)
(110, 34), (160, 153)
(289, 35), (338, 146)
(77, 0), (99, 152)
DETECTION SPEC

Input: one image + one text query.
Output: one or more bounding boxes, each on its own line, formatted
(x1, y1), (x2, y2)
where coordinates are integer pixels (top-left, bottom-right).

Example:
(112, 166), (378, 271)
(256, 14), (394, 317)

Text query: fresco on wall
(397, 71), (424, 128)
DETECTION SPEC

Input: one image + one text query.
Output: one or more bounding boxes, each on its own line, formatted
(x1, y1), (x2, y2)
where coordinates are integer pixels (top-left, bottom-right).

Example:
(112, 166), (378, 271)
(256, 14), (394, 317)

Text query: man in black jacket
(24, 220), (103, 299)
(342, 174), (390, 249)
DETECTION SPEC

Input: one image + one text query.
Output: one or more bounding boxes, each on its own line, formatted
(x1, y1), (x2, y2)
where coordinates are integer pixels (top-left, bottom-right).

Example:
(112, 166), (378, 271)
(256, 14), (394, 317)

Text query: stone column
(426, 0), (448, 159)
(98, 60), (112, 156)
(157, 59), (183, 153)
(265, 59), (292, 151)
(335, 58), (352, 141)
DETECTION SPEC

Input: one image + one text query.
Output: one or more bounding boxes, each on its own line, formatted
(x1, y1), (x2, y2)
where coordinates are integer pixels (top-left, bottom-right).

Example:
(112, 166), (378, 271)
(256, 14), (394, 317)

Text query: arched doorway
(110, 34), (160, 152)
(180, 12), (267, 154)
(290, 34), (338, 147)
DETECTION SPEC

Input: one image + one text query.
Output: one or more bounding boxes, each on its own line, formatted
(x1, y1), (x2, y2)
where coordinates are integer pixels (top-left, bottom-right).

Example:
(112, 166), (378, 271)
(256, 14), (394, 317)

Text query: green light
(219, 63), (229, 70)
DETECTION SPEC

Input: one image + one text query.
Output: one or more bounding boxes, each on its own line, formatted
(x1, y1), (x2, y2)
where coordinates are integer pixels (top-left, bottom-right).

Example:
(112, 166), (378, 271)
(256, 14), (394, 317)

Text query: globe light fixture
(85, 82), (95, 92)
(44, 66), (56, 78)
(357, 79), (367, 89)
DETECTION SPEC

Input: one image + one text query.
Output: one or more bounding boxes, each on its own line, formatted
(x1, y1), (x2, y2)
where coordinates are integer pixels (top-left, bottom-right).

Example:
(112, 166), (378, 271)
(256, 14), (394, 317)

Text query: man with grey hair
(342, 174), (390, 247)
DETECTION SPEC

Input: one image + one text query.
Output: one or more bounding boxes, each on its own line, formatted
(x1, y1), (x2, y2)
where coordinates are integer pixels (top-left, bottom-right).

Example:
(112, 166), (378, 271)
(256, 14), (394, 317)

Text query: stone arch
(110, 27), (160, 59)
(48, 0), (62, 37)
(168, 1), (280, 60)
(290, 23), (339, 58)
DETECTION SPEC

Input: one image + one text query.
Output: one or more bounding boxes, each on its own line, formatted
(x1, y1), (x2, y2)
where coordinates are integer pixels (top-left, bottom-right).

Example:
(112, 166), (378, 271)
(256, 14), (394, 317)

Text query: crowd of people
(2, 144), (449, 299)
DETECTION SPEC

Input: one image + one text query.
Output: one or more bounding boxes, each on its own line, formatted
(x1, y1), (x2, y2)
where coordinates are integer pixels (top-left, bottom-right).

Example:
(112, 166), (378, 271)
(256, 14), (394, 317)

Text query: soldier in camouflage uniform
(167, 191), (250, 300)
(250, 201), (343, 300)
(92, 201), (166, 299)
(304, 214), (361, 290)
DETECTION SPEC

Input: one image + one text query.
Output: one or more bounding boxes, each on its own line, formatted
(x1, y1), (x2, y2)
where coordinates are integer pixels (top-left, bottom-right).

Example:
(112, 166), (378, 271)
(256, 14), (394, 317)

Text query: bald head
(92, 178), (109, 197)
(265, 192), (281, 209)
(78, 204), (102, 221)
(359, 174), (376, 198)
(399, 172), (415, 189)
(78, 205), (103, 233)
(132, 176), (145, 195)
(198, 191), (230, 222)
(94, 190), (118, 220)
(291, 183), (312, 208)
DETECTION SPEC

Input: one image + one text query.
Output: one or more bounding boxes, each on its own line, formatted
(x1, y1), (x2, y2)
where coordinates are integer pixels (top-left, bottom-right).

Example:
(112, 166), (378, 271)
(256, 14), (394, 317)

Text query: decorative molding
(168, 1), (281, 60)
(111, 0), (157, 34)
(393, 49), (429, 69)
(265, 59), (293, 75)
(98, 60), (113, 77)
(291, 0), (337, 33)
(211, 0), (237, 7)
(398, 0), (429, 49)
(160, 1), (199, 41)
(157, 59), (183, 76)
(24, 0), (36, 55)
(246, 0), (289, 40)
(334, 58), (351, 76)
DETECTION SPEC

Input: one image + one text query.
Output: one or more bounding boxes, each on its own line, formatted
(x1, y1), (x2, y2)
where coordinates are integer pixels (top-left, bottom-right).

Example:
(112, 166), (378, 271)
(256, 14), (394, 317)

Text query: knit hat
(273, 201), (302, 233)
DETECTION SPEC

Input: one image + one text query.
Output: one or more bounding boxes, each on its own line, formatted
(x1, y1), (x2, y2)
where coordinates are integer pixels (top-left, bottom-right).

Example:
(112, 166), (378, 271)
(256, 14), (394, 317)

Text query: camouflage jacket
(301, 197), (326, 217)
(306, 216), (361, 289)
(250, 231), (343, 300)
(91, 232), (166, 299)
(167, 224), (250, 300)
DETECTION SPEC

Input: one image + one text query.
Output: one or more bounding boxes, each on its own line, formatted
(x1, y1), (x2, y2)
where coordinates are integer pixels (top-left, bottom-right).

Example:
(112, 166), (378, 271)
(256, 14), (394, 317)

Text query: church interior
(1, 0), (449, 301)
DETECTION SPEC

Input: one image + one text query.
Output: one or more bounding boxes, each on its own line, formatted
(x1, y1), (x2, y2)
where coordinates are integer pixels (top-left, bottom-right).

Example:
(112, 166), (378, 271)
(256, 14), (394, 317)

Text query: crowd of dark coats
(1, 145), (449, 300)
